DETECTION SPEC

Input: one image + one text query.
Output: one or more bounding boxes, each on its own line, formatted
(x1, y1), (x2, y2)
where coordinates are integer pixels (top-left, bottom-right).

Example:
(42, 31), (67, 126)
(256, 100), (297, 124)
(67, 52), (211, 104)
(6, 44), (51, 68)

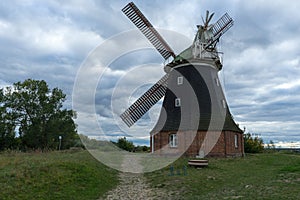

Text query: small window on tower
(169, 133), (178, 147)
(222, 99), (226, 108)
(175, 98), (181, 107)
(177, 76), (183, 85)
(215, 77), (220, 86)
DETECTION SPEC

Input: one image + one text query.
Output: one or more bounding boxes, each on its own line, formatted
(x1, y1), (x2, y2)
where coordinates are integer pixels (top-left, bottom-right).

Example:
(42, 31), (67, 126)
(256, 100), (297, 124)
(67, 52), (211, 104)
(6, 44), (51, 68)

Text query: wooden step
(188, 159), (209, 167)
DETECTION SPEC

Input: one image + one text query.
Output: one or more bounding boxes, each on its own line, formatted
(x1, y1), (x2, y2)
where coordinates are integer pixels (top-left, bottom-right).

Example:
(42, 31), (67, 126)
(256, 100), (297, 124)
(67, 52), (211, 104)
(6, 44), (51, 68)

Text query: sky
(0, 0), (300, 148)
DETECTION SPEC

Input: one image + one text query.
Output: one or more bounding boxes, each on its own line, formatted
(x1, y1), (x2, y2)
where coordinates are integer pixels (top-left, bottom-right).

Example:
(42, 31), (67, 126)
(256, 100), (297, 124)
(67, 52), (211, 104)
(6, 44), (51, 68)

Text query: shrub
(244, 133), (264, 153)
(116, 137), (134, 152)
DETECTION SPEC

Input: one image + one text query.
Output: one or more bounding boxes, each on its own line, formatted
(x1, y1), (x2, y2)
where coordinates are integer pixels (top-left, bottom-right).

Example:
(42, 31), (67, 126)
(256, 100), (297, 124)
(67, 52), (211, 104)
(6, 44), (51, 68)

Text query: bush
(116, 137), (134, 152)
(244, 133), (264, 153)
(134, 145), (150, 152)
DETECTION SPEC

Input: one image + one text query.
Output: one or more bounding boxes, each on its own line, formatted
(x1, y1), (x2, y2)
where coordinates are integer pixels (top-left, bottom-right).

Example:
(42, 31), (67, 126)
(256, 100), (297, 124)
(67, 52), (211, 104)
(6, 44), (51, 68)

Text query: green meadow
(146, 152), (300, 199)
(0, 150), (299, 199)
(0, 150), (118, 200)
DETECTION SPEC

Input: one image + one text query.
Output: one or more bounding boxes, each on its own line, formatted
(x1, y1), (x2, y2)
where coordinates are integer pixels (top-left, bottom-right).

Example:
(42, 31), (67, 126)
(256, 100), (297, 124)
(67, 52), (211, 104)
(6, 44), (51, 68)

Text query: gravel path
(100, 154), (175, 200)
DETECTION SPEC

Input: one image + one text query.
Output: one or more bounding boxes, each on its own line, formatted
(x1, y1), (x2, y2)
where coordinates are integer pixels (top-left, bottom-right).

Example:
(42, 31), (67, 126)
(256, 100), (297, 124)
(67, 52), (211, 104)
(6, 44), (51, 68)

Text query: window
(234, 134), (238, 148)
(169, 134), (178, 147)
(215, 77), (220, 86)
(222, 99), (226, 108)
(177, 76), (183, 85)
(175, 98), (181, 107)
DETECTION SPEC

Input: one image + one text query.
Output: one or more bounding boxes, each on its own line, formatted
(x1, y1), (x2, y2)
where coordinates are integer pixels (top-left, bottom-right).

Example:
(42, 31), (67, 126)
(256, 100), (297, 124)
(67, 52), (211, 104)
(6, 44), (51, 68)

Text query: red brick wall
(150, 130), (244, 157)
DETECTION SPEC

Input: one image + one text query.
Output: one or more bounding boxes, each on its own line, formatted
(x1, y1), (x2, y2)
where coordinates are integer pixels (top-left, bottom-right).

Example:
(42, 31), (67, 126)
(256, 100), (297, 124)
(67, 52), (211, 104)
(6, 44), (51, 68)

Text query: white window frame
(177, 76), (183, 85)
(175, 98), (181, 107)
(222, 99), (226, 108)
(169, 134), (178, 148)
(215, 77), (220, 86)
(234, 134), (238, 148)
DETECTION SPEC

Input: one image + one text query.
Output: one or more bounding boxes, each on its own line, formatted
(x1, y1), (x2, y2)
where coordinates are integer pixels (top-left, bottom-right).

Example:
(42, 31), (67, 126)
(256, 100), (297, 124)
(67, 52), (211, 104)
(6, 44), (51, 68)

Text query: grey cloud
(1, 0), (300, 146)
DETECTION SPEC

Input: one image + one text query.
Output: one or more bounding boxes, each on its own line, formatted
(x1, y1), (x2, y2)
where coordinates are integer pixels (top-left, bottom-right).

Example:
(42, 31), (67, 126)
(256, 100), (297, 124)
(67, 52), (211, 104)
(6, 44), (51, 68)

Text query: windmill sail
(120, 74), (169, 127)
(122, 2), (176, 60)
(205, 13), (233, 48)
(212, 13), (233, 38)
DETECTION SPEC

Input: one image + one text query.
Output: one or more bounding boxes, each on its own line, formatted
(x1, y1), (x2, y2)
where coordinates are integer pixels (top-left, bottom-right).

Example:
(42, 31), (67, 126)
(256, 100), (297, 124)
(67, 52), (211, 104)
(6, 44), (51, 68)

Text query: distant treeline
(80, 135), (150, 152)
(112, 137), (150, 152)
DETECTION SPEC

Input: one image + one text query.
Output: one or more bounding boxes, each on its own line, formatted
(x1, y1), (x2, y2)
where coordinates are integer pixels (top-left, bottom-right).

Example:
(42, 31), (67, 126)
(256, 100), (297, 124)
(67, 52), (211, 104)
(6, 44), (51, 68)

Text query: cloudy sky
(1, 0), (300, 148)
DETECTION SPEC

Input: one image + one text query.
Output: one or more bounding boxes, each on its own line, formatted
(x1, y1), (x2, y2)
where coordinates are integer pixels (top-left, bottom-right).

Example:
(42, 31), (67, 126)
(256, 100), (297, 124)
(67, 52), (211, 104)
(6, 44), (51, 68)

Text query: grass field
(1, 150), (299, 199)
(146, 152), (300, 199)
(0, 150), (118, 200)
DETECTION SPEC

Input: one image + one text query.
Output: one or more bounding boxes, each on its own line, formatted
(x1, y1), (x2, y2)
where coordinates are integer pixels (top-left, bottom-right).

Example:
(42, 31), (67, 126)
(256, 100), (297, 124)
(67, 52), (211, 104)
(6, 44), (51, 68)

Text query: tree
(244, 133), (264, 153)
(266, 140), (276, 152)
(116, 137), (134, 152)
(0, 99), (15, 150)
(0, 79), (77, 151)
(134, 145), (150, 152)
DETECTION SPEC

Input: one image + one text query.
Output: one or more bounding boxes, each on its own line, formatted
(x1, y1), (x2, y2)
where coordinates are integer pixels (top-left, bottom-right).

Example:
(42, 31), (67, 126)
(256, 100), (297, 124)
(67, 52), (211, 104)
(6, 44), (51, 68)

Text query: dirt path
(100, 154), (173, 200)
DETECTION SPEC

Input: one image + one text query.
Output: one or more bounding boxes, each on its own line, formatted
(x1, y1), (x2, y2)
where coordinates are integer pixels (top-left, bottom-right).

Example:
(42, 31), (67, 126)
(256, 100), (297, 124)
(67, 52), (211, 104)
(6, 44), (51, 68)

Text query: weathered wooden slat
(122, 2), (176, 60)
(120, 74), (169, 127)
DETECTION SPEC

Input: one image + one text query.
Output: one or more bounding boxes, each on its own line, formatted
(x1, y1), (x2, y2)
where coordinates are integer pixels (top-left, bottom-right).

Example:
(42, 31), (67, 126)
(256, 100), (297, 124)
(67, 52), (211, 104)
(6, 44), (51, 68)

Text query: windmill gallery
(120, 2), (244, 158)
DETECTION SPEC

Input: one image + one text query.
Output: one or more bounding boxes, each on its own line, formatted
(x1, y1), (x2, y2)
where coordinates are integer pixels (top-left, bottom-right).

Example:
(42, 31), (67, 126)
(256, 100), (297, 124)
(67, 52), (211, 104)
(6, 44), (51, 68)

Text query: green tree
(244, 133), (264, 153)
(266, 140), (276, 152)
(116, 137), (134, 152)
(1, 79), (77, 151)
(0, 91), (17, 150)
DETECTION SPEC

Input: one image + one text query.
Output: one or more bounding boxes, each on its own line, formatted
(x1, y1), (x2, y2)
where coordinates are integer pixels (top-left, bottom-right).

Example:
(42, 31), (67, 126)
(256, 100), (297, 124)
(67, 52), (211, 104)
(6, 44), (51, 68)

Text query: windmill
(120, 2), (243, 157)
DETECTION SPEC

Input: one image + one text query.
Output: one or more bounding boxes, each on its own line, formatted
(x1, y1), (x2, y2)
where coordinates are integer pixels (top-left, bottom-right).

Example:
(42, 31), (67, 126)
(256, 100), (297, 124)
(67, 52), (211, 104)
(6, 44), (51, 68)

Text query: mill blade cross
(205, 13), (234, 49)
